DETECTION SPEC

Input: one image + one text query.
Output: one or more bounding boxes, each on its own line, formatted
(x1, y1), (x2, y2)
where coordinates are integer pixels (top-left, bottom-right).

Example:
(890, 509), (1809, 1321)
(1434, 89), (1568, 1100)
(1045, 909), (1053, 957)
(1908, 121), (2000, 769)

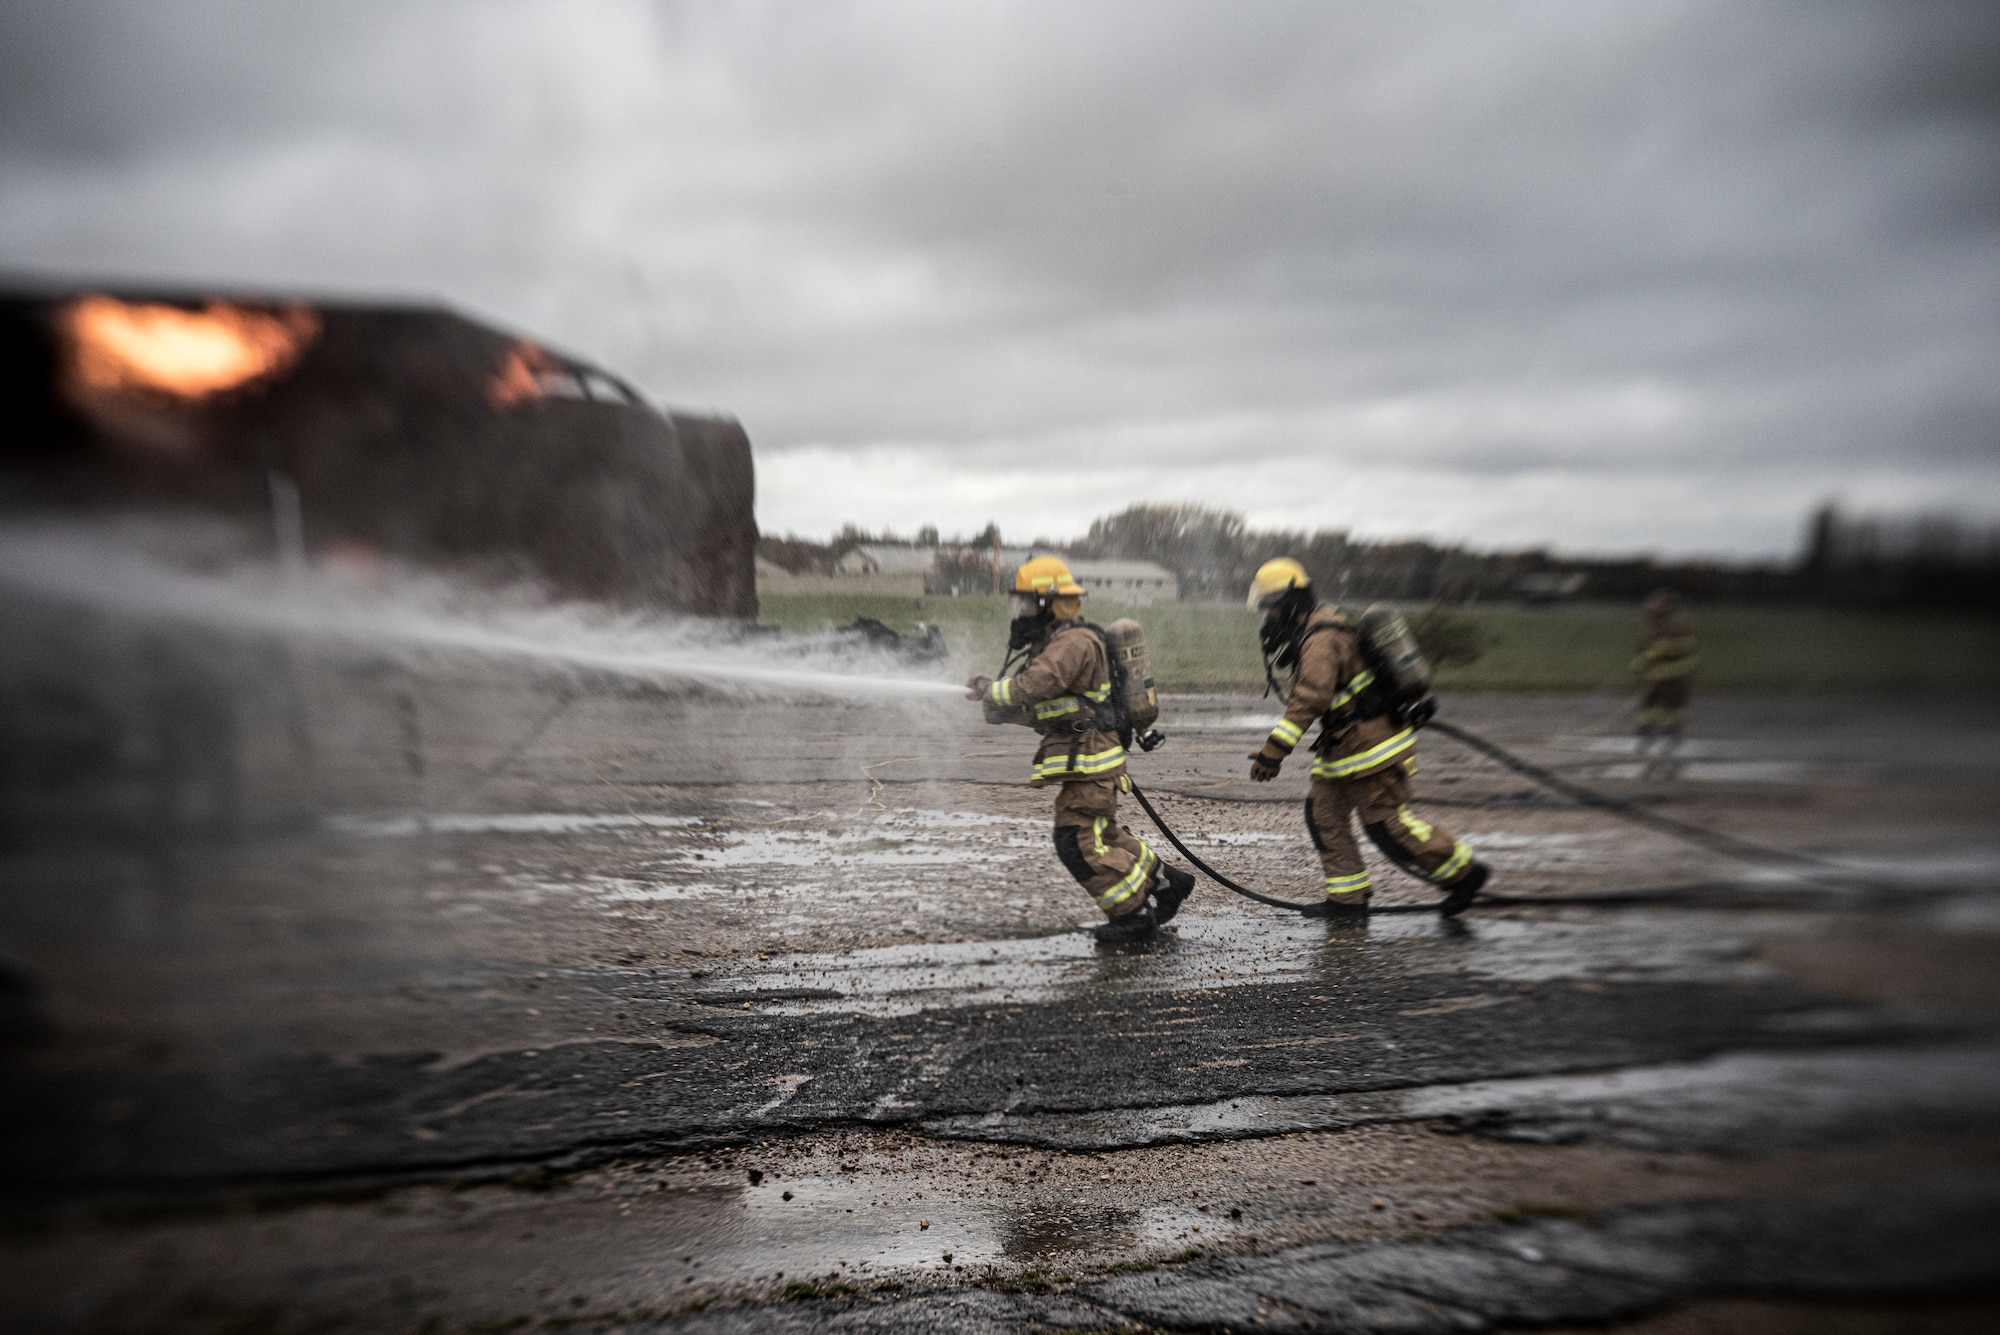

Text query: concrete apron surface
(3, 663), (2000, 1333)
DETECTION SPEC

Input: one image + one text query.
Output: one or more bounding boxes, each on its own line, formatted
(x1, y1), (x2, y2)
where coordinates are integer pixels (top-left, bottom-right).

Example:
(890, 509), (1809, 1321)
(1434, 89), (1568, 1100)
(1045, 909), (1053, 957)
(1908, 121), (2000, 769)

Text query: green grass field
(756, 592), (2000, 694)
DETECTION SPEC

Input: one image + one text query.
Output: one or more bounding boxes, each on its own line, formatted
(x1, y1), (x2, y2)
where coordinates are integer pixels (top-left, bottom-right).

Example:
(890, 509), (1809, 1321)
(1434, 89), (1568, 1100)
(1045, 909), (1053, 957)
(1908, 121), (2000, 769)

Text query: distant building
(1515, 572), (1588, 602)
(835, 544), (939, 577)
(1068, 559), (1178, 605)
(809, 544), (926, 596)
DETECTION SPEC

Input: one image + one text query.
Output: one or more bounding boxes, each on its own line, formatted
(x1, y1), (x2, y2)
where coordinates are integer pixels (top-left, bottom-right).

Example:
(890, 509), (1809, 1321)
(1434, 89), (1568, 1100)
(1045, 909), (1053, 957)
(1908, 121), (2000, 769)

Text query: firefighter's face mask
(1007, 592), (1051, 650)
(1258, 588), (1313, 668)
(1258, 608), (1293, 665)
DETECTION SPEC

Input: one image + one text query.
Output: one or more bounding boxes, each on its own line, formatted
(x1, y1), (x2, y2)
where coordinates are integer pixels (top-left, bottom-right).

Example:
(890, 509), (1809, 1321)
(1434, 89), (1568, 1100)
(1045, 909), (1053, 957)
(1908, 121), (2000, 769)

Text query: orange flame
(488, 339), (567, 409)
(61, 296), (319, 400)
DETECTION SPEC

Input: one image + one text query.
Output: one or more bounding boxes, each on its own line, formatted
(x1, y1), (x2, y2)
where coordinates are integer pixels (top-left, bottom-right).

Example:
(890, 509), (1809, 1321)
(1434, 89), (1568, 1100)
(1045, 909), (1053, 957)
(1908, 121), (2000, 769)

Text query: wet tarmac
(3, 621), (1999, 1332)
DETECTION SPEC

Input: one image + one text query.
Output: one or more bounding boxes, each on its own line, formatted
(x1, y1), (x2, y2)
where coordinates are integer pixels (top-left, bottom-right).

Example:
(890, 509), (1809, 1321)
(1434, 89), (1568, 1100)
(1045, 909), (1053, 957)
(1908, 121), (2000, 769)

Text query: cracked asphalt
(3, 629), (1999, 1333)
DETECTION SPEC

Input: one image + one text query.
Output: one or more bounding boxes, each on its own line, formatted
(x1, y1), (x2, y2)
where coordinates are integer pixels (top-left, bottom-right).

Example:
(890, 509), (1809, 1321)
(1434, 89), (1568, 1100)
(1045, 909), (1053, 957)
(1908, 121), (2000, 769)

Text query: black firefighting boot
(1092, 901), (1159, 943)
(1302, 892), (1371, 919)
(1152, 863), (1196, 924)
(1438, 862), (1491, 918)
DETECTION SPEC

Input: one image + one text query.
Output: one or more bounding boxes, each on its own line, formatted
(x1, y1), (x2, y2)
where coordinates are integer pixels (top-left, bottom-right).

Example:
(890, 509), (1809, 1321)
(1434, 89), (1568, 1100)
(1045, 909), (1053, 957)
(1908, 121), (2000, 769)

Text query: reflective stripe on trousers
(1322, 870), (1372, 898)
(1307, 766), (1474, 893)
(1096, 842), (1158, 912)
(1430, 840), (1473, 884)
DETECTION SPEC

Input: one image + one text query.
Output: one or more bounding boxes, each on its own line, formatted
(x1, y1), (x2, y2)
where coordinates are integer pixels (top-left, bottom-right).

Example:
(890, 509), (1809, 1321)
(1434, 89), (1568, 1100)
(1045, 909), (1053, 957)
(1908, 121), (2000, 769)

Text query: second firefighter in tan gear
(1247, 558), (1489, 916)
(1632, 587), (1697, 780)
(969, 556), (1193, 934)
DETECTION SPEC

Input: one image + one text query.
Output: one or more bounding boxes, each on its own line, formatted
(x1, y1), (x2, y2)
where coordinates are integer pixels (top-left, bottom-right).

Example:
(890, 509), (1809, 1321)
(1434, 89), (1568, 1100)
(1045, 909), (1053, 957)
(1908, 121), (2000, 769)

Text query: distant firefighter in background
(1633, 588), (1699, 780)
(967, 556), (1195, 942)
(1246, 559), (1490, 917)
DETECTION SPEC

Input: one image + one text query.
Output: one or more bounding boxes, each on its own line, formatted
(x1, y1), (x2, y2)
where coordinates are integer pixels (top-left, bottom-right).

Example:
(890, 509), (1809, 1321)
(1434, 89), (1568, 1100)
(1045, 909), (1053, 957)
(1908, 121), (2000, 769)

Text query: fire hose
(1128, 715), (1831, 916)
(1422, 718), (1831, 871)
(1126, 779), (1319, 911)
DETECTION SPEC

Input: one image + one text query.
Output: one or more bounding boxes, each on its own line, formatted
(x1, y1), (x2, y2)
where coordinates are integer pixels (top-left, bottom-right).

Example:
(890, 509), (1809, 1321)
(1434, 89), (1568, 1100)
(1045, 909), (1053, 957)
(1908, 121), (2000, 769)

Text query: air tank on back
(1103, 618), (1159, 732)
(1358, 605), (1435, 702)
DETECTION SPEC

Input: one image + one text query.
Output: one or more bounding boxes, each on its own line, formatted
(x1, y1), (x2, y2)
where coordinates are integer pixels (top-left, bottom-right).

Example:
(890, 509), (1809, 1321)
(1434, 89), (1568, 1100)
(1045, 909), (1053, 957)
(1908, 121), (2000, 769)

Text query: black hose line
(1129, 714), (1831, 916)
(1126, 779), (1320, 912)
(1422, 718), (1831, 870)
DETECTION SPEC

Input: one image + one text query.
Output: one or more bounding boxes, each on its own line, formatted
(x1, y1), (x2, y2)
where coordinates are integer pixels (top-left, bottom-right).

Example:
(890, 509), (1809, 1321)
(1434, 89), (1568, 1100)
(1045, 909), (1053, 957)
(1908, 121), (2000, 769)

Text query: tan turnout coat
(1259, 606), (1414, 781)
(983, 621), (1127, 787)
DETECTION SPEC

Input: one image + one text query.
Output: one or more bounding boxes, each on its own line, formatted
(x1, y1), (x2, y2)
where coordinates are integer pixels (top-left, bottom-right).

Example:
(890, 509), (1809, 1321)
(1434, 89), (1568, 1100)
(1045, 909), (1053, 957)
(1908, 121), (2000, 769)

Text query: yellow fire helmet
(1014, 555), (1085, 597)
(1247, 556), (1311, 610)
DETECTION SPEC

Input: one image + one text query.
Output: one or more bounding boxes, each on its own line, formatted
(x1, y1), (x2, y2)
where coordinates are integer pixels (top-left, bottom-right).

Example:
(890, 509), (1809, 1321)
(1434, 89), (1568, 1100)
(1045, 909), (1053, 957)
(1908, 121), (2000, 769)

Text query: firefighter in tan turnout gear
(1632, 587), (1698, 780)
(1247, 558), (1490, 917)
(968, 556), (1195, 942)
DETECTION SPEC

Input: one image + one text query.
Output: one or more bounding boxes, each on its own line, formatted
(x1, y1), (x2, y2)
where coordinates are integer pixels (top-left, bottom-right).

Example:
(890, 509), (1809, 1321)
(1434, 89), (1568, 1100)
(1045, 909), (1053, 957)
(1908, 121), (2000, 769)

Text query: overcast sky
(3, 1), (1995, 558)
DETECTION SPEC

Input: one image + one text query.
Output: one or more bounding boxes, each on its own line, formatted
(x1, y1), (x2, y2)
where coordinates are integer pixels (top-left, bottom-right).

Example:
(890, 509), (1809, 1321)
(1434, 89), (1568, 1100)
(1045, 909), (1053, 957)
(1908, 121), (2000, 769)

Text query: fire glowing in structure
(61, 296), (320, 400)
(488, 339), (567, 409)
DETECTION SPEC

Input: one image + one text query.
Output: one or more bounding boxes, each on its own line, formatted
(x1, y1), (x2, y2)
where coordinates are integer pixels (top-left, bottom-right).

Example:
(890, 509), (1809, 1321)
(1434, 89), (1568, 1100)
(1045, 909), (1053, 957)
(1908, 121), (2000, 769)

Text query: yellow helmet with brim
(1247, 557), (1311, 610)
(1014, 555), (1085, 596)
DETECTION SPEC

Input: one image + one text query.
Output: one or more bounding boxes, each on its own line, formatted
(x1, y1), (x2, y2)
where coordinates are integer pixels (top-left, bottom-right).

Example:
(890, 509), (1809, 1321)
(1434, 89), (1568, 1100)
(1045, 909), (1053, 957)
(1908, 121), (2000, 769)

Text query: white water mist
(0, 524), (967, 702)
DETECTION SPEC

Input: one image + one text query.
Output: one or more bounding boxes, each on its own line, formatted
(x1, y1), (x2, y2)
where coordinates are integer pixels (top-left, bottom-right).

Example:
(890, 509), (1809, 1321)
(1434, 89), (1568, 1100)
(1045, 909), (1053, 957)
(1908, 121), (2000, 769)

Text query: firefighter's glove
(965, 675), (994, 701)
(1248, 747), (1284, 783)
(1397, 696), (1437, 729)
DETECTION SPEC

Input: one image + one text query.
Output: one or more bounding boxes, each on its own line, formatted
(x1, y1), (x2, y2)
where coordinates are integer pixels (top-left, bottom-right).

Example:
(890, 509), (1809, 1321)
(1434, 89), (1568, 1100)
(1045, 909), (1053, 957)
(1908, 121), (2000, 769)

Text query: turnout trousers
(1051, 776), (1160, 919)
(1305, 764), (1475, 903)
(1638, 677), (1691, 735)
(1636, 677), (1692, 779)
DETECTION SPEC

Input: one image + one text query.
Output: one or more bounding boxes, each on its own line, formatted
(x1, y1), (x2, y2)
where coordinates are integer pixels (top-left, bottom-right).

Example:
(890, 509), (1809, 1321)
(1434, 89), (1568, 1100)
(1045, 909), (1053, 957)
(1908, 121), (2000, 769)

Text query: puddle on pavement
(1563, 734), (1973, 784)
(324, 802), (1997, 985)
(1457, 828), (1625, 876)
(1578, 737), (1769, 759)
(1160, 712), (1295, 732)
(1557, 735), (1811, 782)
(379, 806), (1047, 910)
(592, 1167), (1230, 1285)
(695, 908), (1783, 1018)
(656, 810), (1038, 874)
(330, 812), (706, 837)
(1595, 759), (1813, 783)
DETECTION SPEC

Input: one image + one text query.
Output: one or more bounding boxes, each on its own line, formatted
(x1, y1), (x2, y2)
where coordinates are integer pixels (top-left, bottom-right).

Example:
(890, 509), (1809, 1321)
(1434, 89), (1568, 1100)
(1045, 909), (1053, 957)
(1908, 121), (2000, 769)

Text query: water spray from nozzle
(0, 526), (966, 703)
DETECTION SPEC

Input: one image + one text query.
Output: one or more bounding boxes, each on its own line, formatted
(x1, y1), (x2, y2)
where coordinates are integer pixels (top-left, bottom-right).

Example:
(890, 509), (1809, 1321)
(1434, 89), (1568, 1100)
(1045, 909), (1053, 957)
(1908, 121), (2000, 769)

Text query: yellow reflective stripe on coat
(1398, 805), (1434, 843)
(1031, 746), (1129, 781)
(1096, 843), (1157, 912)
(1325, 668), (1376, 714)
(1323, 871), (1372, 897)
(1081, 681), (1112, 702)
(1269, 718), (1305, 750)
(1430, 841), (1473, 884)
(988, 677), (1014, 706)
(1034, 695), (1082, 719)
(1310, 728), (1415, 779)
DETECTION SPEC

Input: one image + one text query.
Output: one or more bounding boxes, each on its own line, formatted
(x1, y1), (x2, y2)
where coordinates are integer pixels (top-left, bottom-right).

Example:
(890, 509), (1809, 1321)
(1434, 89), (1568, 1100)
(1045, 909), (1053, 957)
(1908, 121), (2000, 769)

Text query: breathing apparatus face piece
(1257, 586), (1315, 684)
(1007, 591), (1052, 651)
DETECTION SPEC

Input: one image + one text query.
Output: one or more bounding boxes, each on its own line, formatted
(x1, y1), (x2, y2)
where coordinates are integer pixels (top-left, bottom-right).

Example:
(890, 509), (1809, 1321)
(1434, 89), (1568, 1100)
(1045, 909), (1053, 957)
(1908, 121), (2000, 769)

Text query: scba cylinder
(1103, 618), (1159, 732)
(1359, 605), (1435, 701)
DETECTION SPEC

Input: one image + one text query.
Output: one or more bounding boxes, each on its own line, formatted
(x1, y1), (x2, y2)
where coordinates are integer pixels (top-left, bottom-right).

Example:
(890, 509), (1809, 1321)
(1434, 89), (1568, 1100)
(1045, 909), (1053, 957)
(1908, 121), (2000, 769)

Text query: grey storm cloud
(2, 0), (1996, 555)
